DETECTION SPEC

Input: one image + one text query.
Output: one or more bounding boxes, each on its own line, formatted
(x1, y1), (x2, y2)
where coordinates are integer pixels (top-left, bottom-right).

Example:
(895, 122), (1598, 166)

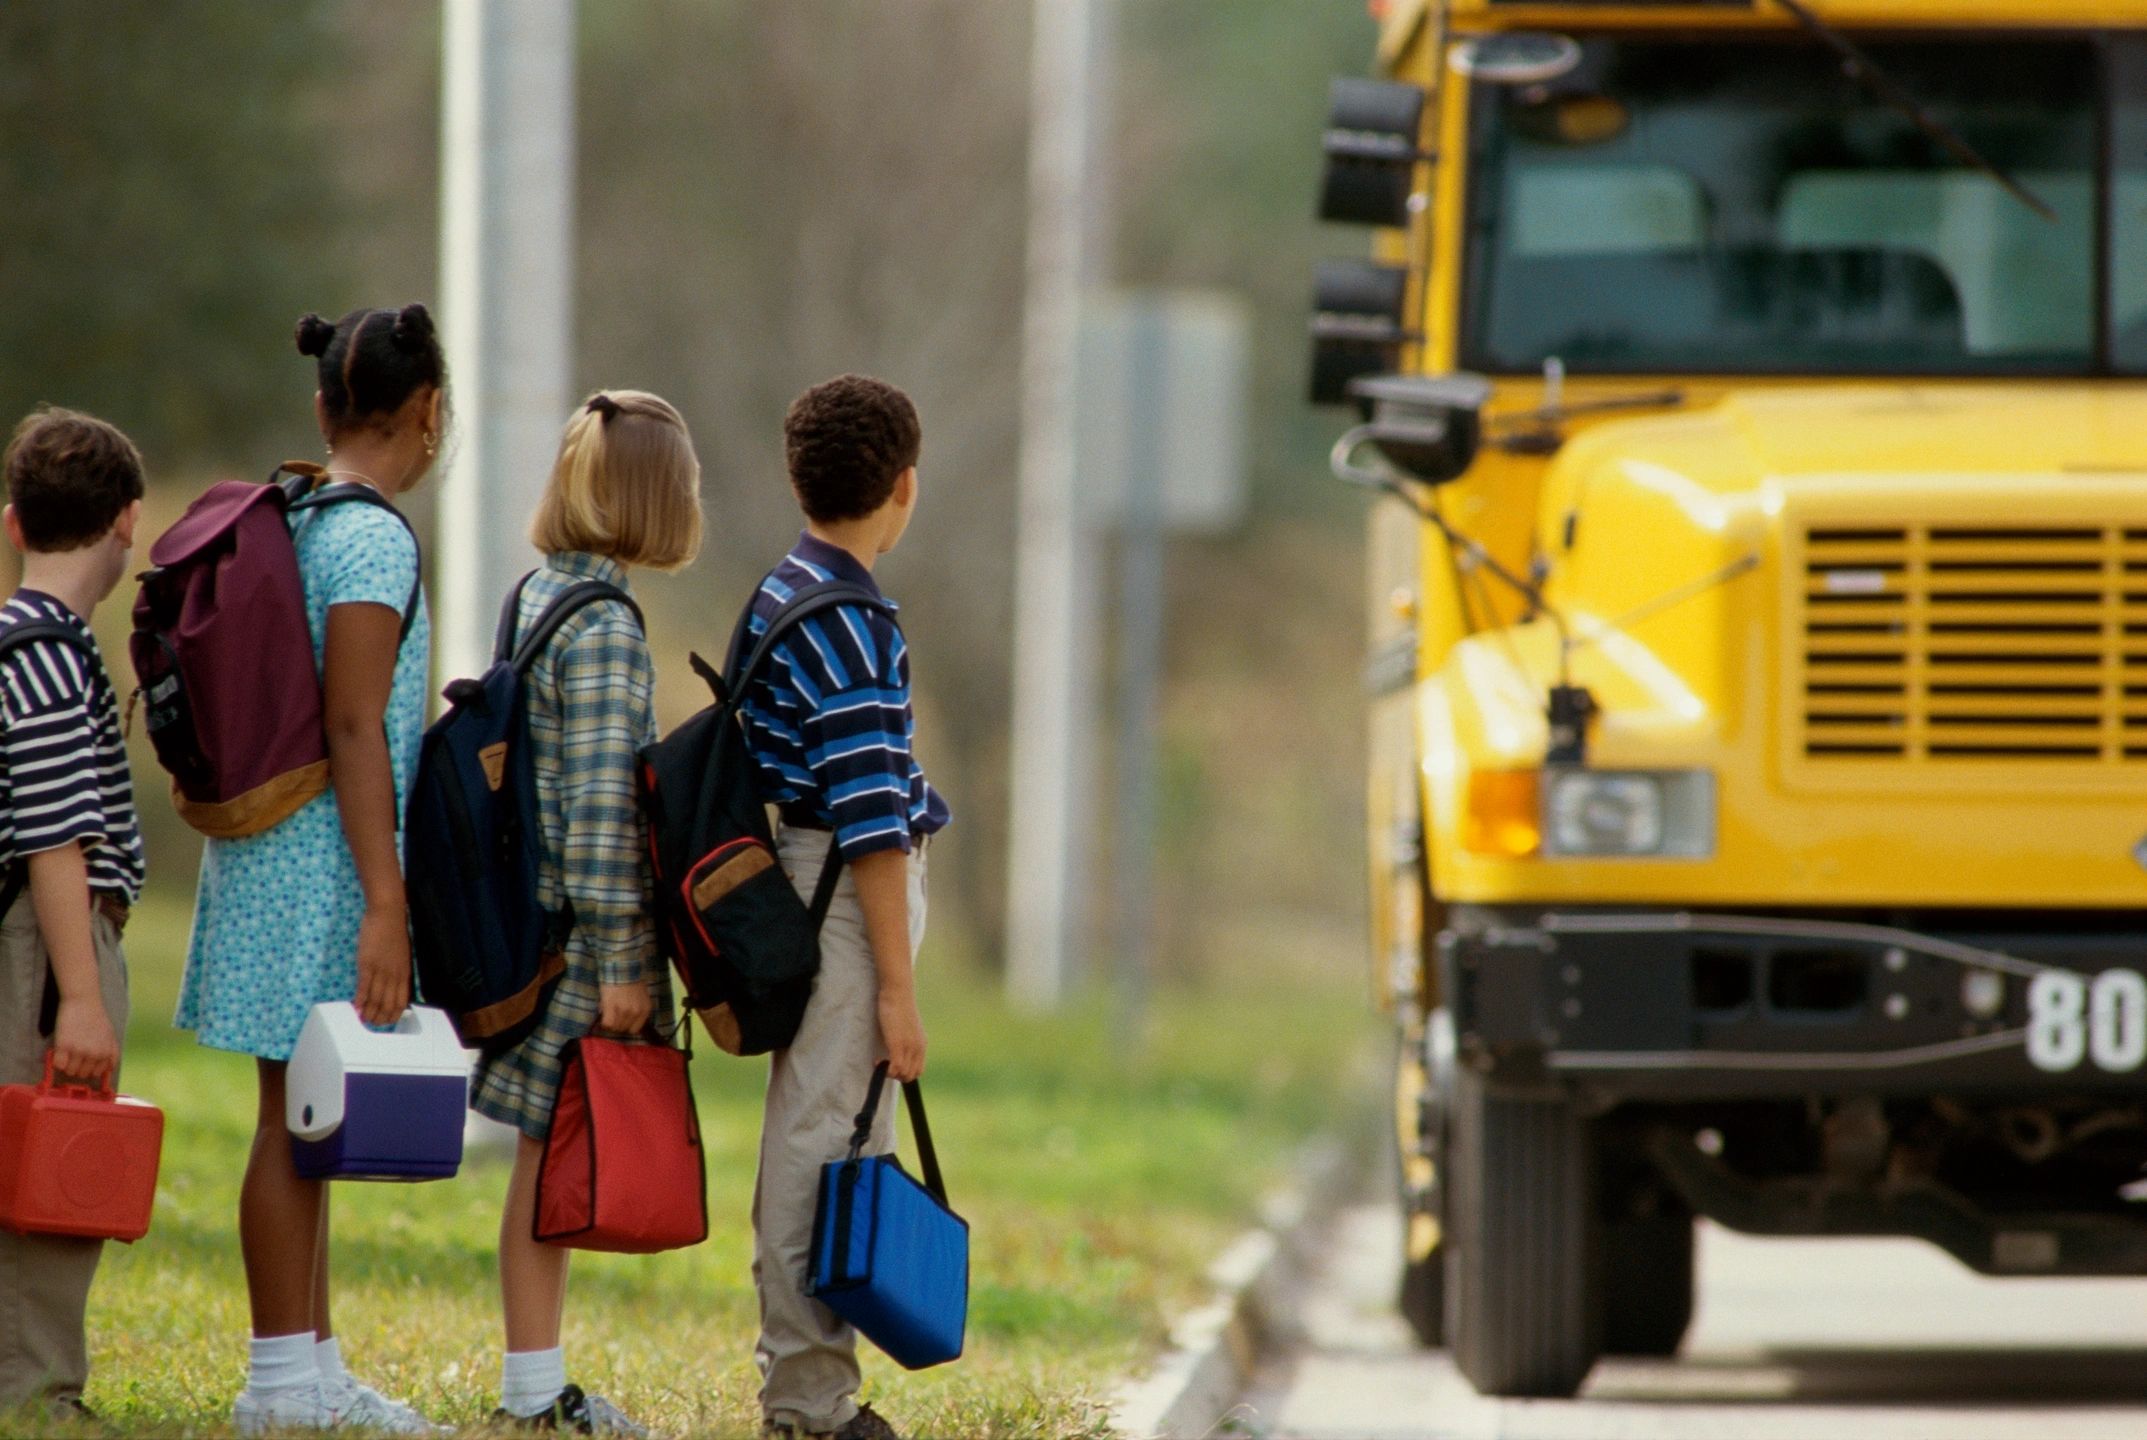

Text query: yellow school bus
(1312, 0), (2147, 1399)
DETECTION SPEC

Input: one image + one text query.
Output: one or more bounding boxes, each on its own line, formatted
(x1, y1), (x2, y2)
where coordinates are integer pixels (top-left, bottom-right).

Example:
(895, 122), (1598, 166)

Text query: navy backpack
(408, 574), (642, 1053)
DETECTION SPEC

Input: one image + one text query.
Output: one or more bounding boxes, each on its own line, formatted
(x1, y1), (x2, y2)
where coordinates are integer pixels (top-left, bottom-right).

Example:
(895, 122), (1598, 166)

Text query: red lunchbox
(532, 1035), (706, 1253)
(0, 1054), (164, 1242)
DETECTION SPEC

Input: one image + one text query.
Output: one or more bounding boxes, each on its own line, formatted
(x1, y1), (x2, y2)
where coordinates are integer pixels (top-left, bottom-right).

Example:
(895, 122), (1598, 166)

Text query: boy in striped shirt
(0, 407), (147, 1423)
(740, 376), (947, 1440)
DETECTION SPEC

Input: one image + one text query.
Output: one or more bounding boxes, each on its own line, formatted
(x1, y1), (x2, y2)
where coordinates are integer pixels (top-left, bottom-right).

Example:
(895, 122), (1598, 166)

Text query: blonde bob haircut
(530, 389), (703, 570)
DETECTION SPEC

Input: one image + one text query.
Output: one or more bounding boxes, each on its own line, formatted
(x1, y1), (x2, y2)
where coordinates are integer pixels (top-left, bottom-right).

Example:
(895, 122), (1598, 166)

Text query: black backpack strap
(0, 624), (73, 904)
(724, 579), (895, 699)
(281, 464), (426, 642)
(493, 570), (539, 663)
(0, 618), (96, 670)
(506, 581), (644, 674)
(723, 579), (899, 933)
(0, 617), (107, 1031)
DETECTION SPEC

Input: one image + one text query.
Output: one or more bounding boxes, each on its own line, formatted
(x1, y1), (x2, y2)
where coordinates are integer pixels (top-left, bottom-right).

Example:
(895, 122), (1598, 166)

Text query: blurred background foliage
(0, 0), (1377, 996)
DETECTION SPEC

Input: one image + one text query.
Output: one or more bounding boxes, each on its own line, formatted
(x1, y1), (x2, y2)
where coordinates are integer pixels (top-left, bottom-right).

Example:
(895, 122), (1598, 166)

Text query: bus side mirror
(1318, 77), (1428, 228)
(1308, 259), (1412, 406)
(1334, 373), (1492, 487)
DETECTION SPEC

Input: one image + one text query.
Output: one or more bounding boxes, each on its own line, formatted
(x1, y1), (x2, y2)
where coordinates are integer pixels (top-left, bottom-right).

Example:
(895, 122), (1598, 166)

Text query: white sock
(314, 1336), (349, 1388)
(500, 1347), (566, 1419)
(246, 1332), (320, 1396)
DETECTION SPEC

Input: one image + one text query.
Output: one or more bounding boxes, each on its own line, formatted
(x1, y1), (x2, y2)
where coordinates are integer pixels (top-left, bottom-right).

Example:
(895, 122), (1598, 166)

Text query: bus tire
(1445, 1065), (1599, 1398)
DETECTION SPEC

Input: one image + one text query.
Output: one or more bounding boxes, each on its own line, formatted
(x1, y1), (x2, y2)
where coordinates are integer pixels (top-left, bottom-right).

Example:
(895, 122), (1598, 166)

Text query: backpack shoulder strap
(0, 617), (96, 667)
(507, 581), (645, 676)
(0, 617), (104, 702)
(281, 466), (425, 642)
(493, 571), (540, 664)
(724, 579), (895, 701)
(0, 617), (104, 920)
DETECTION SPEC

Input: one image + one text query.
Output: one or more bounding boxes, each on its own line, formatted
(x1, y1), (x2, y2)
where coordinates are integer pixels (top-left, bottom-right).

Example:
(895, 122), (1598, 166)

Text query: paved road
(1236, 1204), (2147, 1439)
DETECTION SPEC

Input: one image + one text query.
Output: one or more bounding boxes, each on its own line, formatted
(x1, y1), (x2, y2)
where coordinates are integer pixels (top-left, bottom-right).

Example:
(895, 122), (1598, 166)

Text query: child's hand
(878, 988), (927, 1081)
(355, 903), (412, 1027)
(599, 981), (653, 1036)
(51, 995), (119, 1085)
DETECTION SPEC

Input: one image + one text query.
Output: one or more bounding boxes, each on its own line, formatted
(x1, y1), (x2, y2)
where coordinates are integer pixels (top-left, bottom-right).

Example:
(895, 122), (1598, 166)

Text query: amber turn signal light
(1462, 770), (1541, 858)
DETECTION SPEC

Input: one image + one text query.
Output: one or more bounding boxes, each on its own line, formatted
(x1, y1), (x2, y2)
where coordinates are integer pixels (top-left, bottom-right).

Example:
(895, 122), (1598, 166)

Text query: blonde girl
(469, 390), (702, 1434)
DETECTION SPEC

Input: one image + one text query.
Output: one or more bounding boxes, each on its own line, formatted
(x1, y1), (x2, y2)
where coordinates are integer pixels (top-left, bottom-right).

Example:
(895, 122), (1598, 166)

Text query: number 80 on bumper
(2028, 969), (2147, 1074)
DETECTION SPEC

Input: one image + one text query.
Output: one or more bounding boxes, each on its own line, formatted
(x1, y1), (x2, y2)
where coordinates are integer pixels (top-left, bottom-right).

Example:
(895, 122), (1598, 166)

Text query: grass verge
(36, 896), (1376, 1438)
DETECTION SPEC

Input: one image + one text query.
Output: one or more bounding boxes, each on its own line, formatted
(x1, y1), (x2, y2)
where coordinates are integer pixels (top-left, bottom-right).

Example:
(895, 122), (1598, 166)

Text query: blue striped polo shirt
(0, 590), (145, 901)
(737, 534), (950, 859)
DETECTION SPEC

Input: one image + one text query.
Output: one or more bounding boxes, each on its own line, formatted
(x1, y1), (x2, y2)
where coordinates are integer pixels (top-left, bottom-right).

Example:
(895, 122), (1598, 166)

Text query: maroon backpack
(131, 461), (419, 838)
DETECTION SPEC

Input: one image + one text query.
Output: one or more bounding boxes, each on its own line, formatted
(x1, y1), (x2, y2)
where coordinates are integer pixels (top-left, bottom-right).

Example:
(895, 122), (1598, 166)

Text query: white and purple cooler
(286, 1003), (471, 1181)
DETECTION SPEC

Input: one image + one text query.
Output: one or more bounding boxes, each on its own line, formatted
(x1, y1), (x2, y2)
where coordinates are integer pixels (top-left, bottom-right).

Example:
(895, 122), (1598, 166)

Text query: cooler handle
(41, 1049), (115, 1098)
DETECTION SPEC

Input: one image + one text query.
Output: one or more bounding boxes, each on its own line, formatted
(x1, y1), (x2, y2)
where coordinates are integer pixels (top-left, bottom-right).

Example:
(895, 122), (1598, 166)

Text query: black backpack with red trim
(638, 580), (892, 1056)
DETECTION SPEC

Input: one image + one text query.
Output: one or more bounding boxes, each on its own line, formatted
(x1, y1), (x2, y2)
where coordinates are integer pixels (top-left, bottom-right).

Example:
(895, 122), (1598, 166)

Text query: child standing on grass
(173, 306), (445, 1436)
(740, 376), (948, 1440)
(0, 408), (146, 1427)
(469, 392), (702, 1436)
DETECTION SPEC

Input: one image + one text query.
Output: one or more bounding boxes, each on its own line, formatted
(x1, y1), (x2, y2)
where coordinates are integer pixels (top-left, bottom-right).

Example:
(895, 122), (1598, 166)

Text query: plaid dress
(470, 551), (672, 1138)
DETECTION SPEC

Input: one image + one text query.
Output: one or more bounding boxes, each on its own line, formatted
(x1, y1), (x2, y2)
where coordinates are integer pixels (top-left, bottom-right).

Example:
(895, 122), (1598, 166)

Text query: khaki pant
(0, 893), (129, 1413)
(754, 828), (928, 1433)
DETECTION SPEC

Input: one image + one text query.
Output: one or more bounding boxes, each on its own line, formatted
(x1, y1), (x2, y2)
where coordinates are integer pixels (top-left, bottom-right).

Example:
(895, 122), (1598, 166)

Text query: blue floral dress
(174, 499), (430, 1061)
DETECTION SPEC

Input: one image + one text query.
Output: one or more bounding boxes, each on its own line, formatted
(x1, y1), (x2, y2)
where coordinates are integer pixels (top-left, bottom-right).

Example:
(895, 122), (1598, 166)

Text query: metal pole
(1007, 0), (1110, 1010)
(440, 0), (575, 1154)
(1112, 299), (1167, 1048)
(437, 0), (577, 690)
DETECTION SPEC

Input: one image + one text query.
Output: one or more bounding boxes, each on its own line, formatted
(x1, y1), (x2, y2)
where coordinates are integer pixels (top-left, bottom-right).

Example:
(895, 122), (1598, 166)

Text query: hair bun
(295, 313), (336, 358)
(389, 302), (435, 352)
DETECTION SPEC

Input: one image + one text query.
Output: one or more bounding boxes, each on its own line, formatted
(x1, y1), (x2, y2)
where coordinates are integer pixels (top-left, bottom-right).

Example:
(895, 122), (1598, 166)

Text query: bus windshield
(1461, 37), (2147, 377)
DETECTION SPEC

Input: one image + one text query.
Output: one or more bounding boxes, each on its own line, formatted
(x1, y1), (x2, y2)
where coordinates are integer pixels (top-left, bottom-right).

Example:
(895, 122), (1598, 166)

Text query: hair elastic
(587, 394), (621, 423)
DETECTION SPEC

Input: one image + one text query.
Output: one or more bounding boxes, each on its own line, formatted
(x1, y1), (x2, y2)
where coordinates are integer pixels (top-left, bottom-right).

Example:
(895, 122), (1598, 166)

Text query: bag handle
(846, 1059), (948, 1207)
(41, 1049), (113, 1098)
(278, 462), (425, 642)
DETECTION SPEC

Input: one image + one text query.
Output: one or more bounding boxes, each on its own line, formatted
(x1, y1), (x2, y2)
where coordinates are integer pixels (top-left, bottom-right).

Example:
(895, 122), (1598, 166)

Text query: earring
(422, 432), (438, 458)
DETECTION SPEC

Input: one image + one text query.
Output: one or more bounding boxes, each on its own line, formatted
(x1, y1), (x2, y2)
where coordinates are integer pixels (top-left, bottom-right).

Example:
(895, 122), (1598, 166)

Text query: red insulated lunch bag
(532, 1031), (706, 1253)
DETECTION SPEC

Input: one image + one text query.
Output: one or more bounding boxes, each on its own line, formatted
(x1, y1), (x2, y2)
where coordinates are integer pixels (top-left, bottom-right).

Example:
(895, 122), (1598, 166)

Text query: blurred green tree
(0, 1), (345, 469)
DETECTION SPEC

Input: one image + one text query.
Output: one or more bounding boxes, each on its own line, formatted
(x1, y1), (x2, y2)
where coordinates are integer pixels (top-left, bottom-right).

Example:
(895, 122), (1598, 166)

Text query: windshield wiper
(1772, 0), (2057, 223)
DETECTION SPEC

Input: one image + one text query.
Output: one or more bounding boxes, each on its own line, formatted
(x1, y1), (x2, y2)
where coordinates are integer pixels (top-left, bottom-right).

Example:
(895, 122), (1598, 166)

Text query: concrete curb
(1108, 1136), (1361, 1440)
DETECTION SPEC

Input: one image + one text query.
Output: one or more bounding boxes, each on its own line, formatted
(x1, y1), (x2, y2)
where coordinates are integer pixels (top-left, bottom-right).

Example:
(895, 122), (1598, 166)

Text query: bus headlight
(1542, 770), (1715, 858)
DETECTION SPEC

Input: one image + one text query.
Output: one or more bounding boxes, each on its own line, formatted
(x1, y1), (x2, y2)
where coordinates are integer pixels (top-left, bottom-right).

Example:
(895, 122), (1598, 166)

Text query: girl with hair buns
(174, 305), (446, 1435)
(470, 390), (701, 1435)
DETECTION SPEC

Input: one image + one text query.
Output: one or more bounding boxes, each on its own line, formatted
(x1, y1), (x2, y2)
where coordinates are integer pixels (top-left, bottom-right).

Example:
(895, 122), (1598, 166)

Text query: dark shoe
(47, 1396), (98, 1426)
(833, 1407), (903, 1440)
(492, 1385), (648, 1437)
(762, 1404), (904, 1440)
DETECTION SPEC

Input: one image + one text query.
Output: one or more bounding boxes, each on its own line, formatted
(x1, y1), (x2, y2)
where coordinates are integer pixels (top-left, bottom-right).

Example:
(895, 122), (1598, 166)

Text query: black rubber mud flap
(1393, 1027), (1446, 1348)
(1601, 1211), (1696, 1358)
(1445, 1065), (1600, 1397)
(1398, 1245), (1446, 1348)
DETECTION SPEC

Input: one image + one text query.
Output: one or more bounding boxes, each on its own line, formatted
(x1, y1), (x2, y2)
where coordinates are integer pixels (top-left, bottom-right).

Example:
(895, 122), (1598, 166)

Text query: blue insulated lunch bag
(809, 1062), (968, 1369)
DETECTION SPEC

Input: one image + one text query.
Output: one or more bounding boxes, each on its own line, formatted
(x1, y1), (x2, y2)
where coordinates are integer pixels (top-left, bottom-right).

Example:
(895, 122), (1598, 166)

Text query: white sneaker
(233, 1379), (342, 1435)
(323, 1373), (445, 1434)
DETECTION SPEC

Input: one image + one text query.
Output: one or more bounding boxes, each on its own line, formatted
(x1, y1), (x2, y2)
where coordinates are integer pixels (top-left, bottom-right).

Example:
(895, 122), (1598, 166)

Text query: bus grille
(1798, 525), (2147, 763)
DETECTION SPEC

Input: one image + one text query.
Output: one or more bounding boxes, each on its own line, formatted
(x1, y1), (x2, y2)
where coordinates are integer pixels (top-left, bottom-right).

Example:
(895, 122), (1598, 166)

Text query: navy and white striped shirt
(0, 590), (145, 901)
(737, 534), (950, 859)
